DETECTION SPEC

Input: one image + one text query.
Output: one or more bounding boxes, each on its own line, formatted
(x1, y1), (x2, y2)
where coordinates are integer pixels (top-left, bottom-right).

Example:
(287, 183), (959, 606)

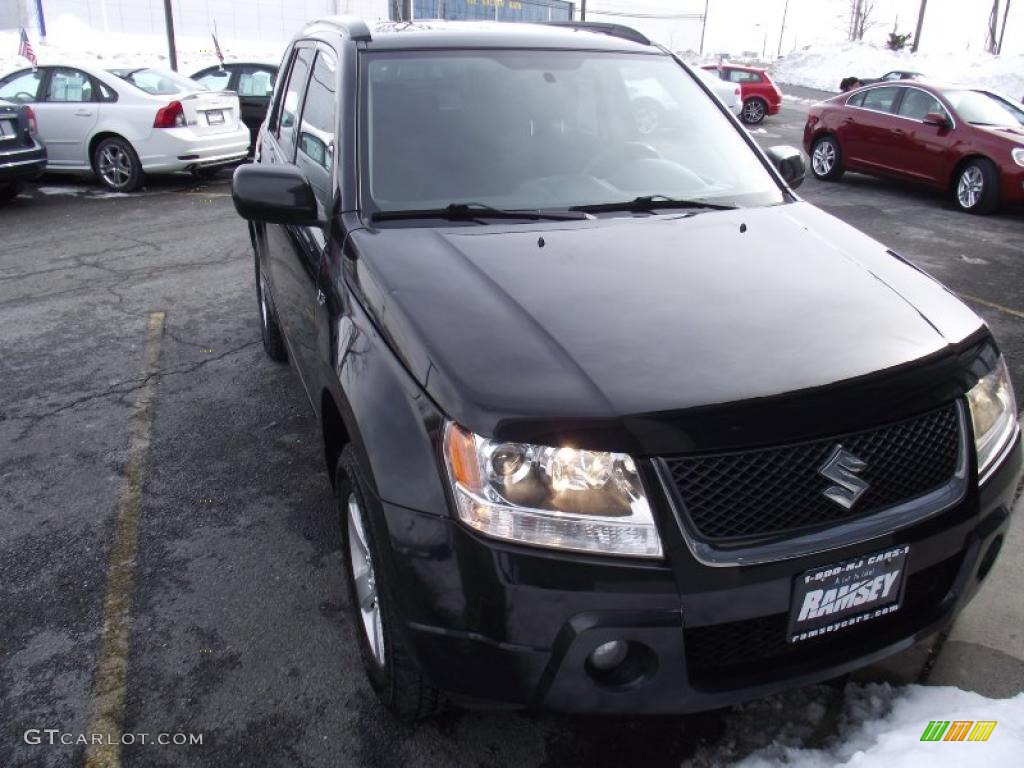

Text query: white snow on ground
(770, 42), (1024, 99)
(0, 16), (286, 76)
(695, 682), (1023, 767)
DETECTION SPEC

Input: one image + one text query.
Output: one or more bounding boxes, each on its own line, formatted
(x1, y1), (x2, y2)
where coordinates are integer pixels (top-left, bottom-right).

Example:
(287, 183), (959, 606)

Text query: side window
(860, 87), (899, 113)
(847, 91), (866, 107)
(238, 67), (276, 98)
(274, 48), (313, 159)
(0, 69), (44, 102)
(898, 89), (944, 121)
(46, 68), (95, 102)
(297, 50), (338, 212)
(729, 70), (762, 84)
(195, 68), (232, 91)
(97, 82), (118, 102)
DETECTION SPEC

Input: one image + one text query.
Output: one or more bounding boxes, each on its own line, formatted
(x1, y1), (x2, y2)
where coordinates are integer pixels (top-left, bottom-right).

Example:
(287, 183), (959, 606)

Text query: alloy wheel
(957, 166), (984, 210)
(743, 99), (765, 123)
(98, 145), (133, 190)
(812, 141), (836, 176)
(347, 492), (385, 666)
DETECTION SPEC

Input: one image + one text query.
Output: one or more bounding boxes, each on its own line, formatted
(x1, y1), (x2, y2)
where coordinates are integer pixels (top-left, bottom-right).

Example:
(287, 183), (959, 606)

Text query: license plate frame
(205, 109), (225, 126)
(787, 544), (910, 643)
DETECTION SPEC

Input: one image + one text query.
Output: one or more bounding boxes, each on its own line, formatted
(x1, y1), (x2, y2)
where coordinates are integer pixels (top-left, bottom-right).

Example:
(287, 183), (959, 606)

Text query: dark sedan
(0, 98), (46, 203)
(191, 62), (278, 152)
(805, 81), (1024, 213)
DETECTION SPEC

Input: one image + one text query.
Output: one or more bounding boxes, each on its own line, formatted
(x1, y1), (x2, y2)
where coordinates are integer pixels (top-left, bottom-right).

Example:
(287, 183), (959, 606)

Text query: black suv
(232, 18), (1023, 720)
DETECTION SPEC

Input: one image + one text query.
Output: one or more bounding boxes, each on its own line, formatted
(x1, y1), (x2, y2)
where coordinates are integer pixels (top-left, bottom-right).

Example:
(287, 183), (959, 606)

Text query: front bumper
(377, 431), (1022, 714)
(0, 143), (47, 182)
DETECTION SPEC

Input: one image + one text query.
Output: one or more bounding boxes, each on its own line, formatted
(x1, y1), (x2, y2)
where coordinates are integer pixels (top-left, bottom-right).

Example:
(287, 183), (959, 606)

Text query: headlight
(1013, 147), (1024, 167)
(967, 356), (1019, 478)
(442, 423), (662, 558)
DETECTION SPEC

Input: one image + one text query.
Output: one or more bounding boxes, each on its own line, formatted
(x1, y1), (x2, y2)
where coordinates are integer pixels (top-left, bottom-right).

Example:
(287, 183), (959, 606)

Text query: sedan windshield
(111, 68), (208, 95)
(361, 50), (784, 216)
(943, 89), (1024, 126)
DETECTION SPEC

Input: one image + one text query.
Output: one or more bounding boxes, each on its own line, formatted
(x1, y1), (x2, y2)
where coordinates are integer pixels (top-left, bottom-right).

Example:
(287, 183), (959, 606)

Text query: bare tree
(847, 0), (878, 41)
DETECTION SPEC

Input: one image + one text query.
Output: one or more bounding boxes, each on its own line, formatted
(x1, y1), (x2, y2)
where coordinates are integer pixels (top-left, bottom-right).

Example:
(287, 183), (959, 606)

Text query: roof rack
(542, 21), (650, 46)
(307, 15), (372, 42)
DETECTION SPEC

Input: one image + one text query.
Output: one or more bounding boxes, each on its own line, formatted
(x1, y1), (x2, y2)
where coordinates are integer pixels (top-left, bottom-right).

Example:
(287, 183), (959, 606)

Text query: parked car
(841, 71), (925, 92)
(232, 18), (1021, 721)
(695, 66), (743, 117)
(702, 63), (782, 123)
(0, 97), (46, 202)
(190, 62), (278, 152)
(805, 80), (1024, 214)
(0, 64), (249, 191)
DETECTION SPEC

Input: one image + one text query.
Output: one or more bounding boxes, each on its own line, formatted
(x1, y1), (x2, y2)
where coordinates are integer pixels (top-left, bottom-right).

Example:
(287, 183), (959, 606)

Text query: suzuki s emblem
(818, 445), (870, 510)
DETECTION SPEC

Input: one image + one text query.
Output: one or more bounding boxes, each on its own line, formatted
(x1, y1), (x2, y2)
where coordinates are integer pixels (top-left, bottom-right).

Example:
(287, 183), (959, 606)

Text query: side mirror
(232, 163), (319, 226)
(923, 111), (950, 128)
(766, 144), (806, 189)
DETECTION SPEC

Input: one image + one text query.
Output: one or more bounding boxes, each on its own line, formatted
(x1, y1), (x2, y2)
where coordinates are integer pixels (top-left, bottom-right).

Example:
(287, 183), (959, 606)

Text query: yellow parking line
(84, 311), (165, 768)
(958, 293), (1024, 321)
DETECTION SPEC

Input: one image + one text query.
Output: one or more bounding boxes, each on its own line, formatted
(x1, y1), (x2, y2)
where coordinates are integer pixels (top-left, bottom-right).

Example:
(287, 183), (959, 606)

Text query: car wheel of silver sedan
(92, 137), (143, 193)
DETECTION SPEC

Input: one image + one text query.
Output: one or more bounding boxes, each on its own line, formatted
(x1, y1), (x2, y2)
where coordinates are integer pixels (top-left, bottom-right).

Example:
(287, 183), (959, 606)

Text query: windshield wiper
(370, 202), (590, 222)
(570, 195), (737, 214)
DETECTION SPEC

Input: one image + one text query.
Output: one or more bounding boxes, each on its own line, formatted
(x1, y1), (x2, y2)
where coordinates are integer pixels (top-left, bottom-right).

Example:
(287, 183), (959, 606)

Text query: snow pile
(770, 42), (1024, 99)
(0, 16), (286, 76)
(695, 682), (1023, 767)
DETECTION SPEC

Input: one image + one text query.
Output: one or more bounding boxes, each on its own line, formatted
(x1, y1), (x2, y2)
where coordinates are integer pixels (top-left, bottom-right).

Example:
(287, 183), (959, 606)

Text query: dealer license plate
(0, 119), (15, 138)
(787, 545), (910, 643)
(205, 110), (225, 125)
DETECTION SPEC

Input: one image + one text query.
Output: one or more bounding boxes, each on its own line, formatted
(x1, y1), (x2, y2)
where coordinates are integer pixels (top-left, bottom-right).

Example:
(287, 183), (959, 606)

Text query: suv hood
(349, 202), (984, 454)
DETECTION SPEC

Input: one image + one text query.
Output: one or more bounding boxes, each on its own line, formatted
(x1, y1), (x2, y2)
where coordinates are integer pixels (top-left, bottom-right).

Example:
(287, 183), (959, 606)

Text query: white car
(695, 66), (742, 117)
(0, 63), (249, 191)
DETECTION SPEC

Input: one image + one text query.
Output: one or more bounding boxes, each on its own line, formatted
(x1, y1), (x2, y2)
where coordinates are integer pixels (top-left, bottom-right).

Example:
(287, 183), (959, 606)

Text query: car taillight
(25, 105), (38, 135)
(153, 101), (185, 128)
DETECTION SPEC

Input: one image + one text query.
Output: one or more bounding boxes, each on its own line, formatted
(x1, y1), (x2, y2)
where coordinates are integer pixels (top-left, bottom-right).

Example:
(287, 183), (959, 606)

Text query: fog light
(589, 640), (629, 671)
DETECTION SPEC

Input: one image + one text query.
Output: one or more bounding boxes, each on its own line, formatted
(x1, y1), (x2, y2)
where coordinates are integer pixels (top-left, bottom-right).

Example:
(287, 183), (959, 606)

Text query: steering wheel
(583, 141), (663, 178)
(14, 92), (34, 102)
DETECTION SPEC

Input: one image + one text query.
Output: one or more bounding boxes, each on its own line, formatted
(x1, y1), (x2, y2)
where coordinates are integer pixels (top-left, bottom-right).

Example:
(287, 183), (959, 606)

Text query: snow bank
(695, 682), (1023, 767)
(0, 16), (286, 76)
(770, 42), (1024, 99)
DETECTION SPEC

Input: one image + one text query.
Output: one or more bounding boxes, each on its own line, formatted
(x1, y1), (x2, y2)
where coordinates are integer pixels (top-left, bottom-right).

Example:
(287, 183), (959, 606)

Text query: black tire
(254, 253), (287, 362)
(335, 446), (445, 721)
(92, 136), (143, 192)
(741, 97), (768, 124)
(953, 158), (999, 215)
(810, 135), (845, 181)
(0, 182), (23, 203)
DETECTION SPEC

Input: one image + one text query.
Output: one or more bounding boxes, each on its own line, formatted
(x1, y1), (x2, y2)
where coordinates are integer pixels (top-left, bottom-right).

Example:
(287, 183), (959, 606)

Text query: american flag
(19, 28), (37, 66)
(212, 30), (224, 65)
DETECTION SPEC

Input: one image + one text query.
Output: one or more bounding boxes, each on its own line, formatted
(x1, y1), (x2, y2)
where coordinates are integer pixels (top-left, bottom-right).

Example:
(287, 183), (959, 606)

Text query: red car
(804, 81), (1024, 214)
(702, 64), (782, 124)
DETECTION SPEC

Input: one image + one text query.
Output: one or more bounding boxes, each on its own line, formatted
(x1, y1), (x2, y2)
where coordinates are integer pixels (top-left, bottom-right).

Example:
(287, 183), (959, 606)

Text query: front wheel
(255, 256), (287, 362)
(810, 135), (845, 181)
(741, 97), (767, 124)
(93, 137), (143, 192)
(954, 158), (999, 215)
(336, 446), (445, 720)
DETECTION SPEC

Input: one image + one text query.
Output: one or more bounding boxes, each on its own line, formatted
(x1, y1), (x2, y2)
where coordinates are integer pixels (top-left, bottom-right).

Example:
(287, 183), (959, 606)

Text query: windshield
(111, 68), (208, 95)
(942, 89), (1024, 126)
(361, 50), (784, 216)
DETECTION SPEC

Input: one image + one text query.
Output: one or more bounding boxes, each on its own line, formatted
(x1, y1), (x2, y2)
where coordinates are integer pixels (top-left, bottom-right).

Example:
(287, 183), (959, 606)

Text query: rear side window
(274, 48), (313, 159)
(0, 70), (43, 102)
(861, 87), (899, 113)
(195, 68), (232, 91)
(897, 88), (944, 121)
(846, 91), (865, 107)
(46, 68), (95, 102)
(728, 70), (763, 84)
(238, 67), (276, 97)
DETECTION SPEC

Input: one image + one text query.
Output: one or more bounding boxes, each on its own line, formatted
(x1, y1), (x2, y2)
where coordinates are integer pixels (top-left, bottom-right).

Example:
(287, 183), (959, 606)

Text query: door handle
(74, 109), (93, 117)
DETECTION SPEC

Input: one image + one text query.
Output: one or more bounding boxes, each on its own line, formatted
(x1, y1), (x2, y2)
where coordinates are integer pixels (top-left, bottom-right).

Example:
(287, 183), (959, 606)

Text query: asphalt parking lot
(1, 88), (1022, 768)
